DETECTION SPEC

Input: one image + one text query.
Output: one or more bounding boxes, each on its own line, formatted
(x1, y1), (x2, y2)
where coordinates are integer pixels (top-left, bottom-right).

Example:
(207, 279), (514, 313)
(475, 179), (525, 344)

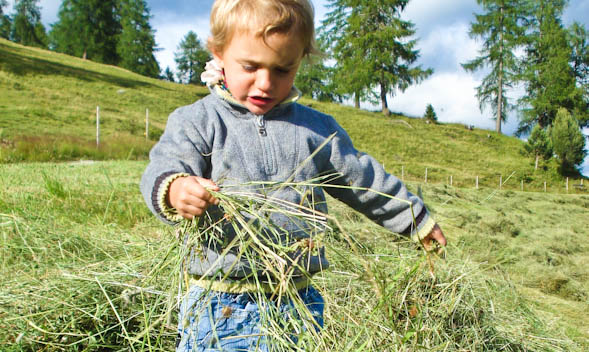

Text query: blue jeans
(176, 285), (324, 351)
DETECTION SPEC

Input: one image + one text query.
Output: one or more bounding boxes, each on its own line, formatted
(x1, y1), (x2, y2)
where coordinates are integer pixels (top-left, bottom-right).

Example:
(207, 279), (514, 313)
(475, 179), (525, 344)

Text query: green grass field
(0, 39), (588, 350)
(1, 161), (587, 350)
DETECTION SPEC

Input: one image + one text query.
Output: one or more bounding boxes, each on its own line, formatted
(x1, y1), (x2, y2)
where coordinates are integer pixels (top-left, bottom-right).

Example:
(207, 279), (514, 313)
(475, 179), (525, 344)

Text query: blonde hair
(208, 0), (318, 57)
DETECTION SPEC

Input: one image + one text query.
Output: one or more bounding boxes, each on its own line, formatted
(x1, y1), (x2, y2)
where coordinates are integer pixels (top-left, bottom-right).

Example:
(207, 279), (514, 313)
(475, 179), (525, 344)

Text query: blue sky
(6, 0), (589, 174)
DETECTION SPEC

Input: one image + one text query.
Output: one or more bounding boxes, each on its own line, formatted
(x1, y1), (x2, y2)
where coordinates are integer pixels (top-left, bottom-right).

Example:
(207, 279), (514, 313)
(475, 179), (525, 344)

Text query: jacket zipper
(256, 115), (267, 136)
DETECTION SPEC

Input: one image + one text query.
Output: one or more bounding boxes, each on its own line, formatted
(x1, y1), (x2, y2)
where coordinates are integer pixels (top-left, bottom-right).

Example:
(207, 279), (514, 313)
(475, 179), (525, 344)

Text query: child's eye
(242, 65), (257, 72)
(275, 67), (291, 75)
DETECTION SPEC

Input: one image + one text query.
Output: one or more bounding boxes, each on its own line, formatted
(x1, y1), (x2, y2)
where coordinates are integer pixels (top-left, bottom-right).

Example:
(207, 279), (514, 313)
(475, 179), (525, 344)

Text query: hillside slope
(0, 38), (584, 191)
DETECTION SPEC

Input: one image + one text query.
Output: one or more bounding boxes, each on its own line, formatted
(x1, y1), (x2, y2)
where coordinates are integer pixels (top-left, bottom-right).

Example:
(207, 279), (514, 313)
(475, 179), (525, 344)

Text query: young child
(141, 0), (446, 350)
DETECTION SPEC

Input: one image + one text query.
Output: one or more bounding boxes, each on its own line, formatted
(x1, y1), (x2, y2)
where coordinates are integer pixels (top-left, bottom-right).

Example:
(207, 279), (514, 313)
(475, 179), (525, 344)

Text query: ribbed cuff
(155, 172), (190, 223)
(410, 217), (436, 242)
(398, 207), (436, 242)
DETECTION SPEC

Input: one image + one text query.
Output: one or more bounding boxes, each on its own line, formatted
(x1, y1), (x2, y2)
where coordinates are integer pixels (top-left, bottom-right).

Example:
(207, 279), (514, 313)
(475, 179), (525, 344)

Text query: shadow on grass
(0, 41), (158, 90)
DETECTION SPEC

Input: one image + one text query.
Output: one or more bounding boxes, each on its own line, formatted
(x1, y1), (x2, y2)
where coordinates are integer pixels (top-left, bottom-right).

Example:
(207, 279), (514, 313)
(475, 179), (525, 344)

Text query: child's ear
(209, 40), (224, 68)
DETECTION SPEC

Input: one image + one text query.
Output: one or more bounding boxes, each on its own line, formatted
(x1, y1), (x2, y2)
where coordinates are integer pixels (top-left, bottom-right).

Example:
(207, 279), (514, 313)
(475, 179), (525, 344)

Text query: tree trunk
(354, 92), (360, 109)
(380, 80), (390, 116)
(496, 5), (504, 135)
(82, 49), (87, 60)
(535, 154), (539, 170)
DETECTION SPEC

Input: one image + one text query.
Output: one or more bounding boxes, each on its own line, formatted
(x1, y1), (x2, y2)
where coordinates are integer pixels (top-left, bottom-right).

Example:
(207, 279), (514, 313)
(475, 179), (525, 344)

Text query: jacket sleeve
(140, 104), (212, 224)
(322, 116), (435, 241)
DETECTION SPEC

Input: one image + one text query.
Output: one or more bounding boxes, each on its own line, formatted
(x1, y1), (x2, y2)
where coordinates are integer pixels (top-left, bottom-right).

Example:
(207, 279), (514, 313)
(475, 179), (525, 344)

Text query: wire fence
(393, 165), (587, 195)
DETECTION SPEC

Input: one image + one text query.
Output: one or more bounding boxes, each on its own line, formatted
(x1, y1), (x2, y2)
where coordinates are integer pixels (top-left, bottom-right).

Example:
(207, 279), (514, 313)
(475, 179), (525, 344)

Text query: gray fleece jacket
(140, 85), (434, 281)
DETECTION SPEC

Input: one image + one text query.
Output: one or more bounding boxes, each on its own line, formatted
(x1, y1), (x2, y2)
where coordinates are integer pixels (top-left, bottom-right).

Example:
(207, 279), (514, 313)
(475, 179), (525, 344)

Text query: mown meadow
(0, 39), (588, 351)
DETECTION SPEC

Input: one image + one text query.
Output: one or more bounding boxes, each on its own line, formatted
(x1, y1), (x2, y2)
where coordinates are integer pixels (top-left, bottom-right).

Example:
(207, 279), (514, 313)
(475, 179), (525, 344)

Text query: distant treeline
(0, 0), (587, 174)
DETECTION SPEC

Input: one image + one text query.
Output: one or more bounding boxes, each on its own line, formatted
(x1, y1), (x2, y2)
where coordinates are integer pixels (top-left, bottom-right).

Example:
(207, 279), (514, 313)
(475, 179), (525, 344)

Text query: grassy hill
(0, 39), (588, 350)
(0, 38), (584, 190)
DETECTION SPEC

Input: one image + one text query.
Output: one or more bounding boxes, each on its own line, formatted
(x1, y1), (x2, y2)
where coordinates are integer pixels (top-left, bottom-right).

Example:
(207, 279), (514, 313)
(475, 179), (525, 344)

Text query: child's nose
(256, 69), (273, 92)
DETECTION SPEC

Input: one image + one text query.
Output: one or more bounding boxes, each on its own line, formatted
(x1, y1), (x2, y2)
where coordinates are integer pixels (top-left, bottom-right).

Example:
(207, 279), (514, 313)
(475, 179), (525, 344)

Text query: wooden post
(401, 166), (404, 181)
(476, 176), (479, 189)
(499, 175), (502, 189)
(521, 180), (523, 191)
(566, 177), (569, 192)
(425, 168), (428, 184)
(145, 108), (149, 140)
(450, 175), (453, 186)
(544, 181), (547, 192)
(96, 106), (100, 147)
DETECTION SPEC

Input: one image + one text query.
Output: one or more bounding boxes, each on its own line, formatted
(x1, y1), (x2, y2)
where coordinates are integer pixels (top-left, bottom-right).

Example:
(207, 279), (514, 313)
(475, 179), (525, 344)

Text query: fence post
(96, 106), (100, 147)
(145, 108), (149, 140)
(476, 176), (479, 189)
(566, 177), (569, 192)
(401, 166), (404, 181)
(450, 175), (453, 186)
(544, 181), (547, 192)
(499, 175), (502, 189)
(425, 168), (428, 184)
(521, 180), (523, 191)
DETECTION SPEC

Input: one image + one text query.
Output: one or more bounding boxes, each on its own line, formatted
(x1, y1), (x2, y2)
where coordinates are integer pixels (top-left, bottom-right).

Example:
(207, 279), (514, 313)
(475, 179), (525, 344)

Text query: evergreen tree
(0, 0), (11, 39)
(163, 66), (175, 82)
(550, 108), (586, 173)
(462, 0), (526, 134)
(321, 0), (432, 115)
(50, 0), (121, 64)
(117, 0), (160, 78)
(568, 22), (589, 98)
(174, 31), (210, 84)
(524, 124), (552, 170)
(295, 48), (340, 103)
(11, 0), (46, 48)
(518, 0), (588, 134)
(423, 104), (437, 123)
(320, 0), (372, 108)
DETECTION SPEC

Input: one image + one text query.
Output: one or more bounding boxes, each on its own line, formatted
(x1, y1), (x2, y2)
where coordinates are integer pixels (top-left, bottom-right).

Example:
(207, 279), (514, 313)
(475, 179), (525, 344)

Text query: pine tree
(321, 0), (432, 115)
(568, 22), (589, 99)
(0, 0), (11, 39)
(295, 38), (340, 103)
(163, 66), (175, 82)
(117, 0), (160, 78)
(295, 58), (339, 102)
(320, 0), (372, 108)
(524, 124), (552, 170)
(50, 0), (121, 64)
(174, 31), (210, 84)
(550, 108), (586, 173)
(11, 0), (46, 48)
(423, 104), (437, 123)
(518, 0), (588, 134)
(462, 0), (526, 134)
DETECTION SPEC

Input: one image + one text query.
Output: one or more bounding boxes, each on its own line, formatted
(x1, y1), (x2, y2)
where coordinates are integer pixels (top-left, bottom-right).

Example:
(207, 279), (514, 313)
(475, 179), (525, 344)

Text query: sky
(5, 0), (589, 175)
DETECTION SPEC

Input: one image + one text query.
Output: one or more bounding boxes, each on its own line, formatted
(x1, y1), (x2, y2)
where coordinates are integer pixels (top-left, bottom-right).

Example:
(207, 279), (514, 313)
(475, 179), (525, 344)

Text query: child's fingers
(193, 177), (220, 205)
(420, 224), (447, 251)
(429, 224), (447, 246)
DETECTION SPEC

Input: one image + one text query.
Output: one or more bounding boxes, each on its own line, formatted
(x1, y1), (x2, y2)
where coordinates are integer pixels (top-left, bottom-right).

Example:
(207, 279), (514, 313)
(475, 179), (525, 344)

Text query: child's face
(212, 31), (304, 115)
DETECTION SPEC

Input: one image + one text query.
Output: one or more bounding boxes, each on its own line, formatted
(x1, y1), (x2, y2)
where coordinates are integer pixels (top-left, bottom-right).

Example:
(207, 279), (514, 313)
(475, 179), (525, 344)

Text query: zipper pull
(257, 116), (267, 136)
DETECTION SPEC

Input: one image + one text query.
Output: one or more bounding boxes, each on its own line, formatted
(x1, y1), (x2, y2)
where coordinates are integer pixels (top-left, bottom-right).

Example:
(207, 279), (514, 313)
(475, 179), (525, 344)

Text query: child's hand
(167, 176), (220, 219)
(420, 223), (446, 252)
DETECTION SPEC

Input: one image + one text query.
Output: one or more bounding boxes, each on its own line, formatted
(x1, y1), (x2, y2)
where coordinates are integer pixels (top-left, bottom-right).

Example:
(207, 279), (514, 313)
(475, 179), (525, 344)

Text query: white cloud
(152, 12), (210, 73)
(417, 22), (481, 74)
(387, 72), (490, 126)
